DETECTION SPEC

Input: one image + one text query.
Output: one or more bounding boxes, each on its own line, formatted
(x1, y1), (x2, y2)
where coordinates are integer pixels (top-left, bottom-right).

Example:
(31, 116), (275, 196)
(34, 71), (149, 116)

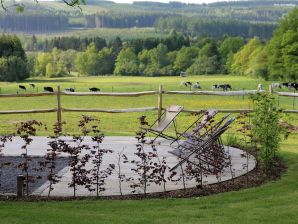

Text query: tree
(0, 56), (29, 82)
(114, 47), (139, 76)
(231, 37), (263, 75)
(267, 8), (298, 81)
(76, 43), (100, 76)
(173, 46), (198, 72)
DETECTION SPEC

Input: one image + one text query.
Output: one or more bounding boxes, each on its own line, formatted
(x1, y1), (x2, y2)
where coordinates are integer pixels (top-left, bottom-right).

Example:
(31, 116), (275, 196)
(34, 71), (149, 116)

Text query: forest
(0, 7), (294, 82)
(0, 0), (296, 36)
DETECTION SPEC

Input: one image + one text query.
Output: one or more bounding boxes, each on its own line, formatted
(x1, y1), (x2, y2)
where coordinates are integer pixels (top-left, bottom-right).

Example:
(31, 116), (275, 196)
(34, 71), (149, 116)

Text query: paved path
(2, 136), (256, 197)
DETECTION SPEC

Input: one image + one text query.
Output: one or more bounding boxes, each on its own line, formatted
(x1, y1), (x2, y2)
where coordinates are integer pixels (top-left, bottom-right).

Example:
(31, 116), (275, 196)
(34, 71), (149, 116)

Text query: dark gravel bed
(0, 156), (68, 194)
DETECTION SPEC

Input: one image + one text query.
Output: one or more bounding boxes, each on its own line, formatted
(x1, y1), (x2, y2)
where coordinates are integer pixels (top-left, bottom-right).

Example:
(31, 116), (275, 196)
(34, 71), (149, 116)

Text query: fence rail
(0, 85), (297, 125)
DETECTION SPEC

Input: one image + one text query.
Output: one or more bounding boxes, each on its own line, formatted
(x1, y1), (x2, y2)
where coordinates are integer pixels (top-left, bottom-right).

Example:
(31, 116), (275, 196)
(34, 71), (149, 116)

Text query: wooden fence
(0, 85), (297, 125)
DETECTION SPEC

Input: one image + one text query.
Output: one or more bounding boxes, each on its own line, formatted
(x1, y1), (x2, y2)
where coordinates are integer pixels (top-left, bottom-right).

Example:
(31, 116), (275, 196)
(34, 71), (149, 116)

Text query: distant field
(0, 75), (297, 136)
(20, 27), (166, 41)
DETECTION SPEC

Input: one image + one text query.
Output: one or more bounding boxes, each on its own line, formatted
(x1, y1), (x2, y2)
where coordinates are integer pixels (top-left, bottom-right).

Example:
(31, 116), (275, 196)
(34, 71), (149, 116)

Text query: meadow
(0, 75), (297, 135)
(0, 75), (297, 223)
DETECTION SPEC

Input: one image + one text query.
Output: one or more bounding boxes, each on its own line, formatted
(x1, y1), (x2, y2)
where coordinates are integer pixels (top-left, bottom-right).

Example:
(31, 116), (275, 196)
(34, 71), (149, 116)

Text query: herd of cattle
(181, 81), (298, 91)
(10, 81), (298, 94)
(17, 84), (101, 93)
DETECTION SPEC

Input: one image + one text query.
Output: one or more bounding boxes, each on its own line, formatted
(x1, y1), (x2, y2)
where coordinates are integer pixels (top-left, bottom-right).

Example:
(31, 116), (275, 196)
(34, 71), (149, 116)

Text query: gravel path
(0, 156), (68, 194)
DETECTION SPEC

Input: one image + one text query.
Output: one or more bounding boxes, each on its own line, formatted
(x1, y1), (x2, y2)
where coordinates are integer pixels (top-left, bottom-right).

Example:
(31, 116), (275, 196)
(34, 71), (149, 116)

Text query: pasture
(0, 75), (298, 223)
(0, 75), (297, 136)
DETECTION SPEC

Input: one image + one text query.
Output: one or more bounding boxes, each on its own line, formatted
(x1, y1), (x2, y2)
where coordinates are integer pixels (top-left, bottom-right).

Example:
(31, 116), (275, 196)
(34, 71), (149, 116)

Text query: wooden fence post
(269, 84), (273, 94)
(158, 85), (163, 123)
(57, 86), (62, 126)
(17, 175), (24, 197)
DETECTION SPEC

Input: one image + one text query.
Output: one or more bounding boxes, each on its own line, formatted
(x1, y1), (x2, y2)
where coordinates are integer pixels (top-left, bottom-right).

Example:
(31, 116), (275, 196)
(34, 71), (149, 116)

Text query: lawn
(0, 75), (297, 223)
(0, 75), (297, 135)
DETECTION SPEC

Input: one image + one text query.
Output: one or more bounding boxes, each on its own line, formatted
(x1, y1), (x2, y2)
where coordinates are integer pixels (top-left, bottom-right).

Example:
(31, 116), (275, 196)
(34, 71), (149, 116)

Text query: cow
(29, 83), (35, 88)
(281, 82), (298, 91)
(44, 86), (54, 92)
(271, 83), (281, 89)
(89, 87), (100, 92)
(192, 82), (201, 89)
(18, 85), (26, 91)
(65, 88), (75, 92)
(258, 84), (263, 91)
(212, 84), (232, 91)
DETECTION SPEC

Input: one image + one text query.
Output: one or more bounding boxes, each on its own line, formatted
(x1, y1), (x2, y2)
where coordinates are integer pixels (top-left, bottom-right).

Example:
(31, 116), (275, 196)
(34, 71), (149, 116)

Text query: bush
(250, 93), (282, 173)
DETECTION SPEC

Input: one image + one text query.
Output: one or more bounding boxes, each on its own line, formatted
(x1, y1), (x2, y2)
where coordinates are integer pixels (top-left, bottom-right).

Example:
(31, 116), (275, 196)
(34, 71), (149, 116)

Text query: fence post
(57, 86), (62, 126)
(157, 85), (163, 123)
(17, 175), (24, 197)
(269, 84), (273, 94)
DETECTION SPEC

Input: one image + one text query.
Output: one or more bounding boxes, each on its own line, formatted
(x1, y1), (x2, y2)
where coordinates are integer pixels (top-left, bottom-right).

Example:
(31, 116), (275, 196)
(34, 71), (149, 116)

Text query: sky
(112, 0), (229, 3)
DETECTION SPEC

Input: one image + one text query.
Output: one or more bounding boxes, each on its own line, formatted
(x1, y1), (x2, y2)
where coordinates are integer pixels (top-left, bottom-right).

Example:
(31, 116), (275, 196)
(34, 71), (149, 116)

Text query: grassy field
(0, 75), (297, 223)
(0, 75), (297, 135)
(19, 27), (166, 43)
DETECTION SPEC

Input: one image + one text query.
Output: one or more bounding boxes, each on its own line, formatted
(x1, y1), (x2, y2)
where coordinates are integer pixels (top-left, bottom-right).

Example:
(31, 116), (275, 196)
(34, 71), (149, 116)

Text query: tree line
(1, 8), (297, 81)
(155, 17), (277, 39)
(0, 14), (68, 32)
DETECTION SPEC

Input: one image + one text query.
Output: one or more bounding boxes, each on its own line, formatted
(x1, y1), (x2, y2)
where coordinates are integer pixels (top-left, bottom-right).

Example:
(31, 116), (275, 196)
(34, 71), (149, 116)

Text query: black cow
(18, 85), (26, 91)
(65, 88), (75, 92)
(29, 83), (35, 88)
(212, 84), (232, 91)
(44, 86), (54, 92)
(89, 87), (100, 92)
(282, 82), (298, 91)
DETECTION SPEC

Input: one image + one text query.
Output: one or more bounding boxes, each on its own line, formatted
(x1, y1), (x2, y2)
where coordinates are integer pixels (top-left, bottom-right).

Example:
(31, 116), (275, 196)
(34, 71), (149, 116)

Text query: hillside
(0, 0), (297, 38)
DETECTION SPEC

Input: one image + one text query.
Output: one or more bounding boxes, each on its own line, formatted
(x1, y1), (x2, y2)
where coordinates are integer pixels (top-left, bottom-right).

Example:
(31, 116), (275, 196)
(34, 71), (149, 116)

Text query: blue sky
(112, 0), (229, 3)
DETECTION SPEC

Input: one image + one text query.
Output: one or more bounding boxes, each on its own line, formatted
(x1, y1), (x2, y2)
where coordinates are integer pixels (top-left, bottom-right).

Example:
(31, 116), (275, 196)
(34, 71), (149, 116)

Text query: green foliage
(0, 35), (28, 82)
(231, 37), (265, 76)
(0, 56), (28, 82)
(250, 93), (282, 173)
(173, 46), (198, 72)
(187, 55), (219, 75)
(35, 48), (73, 78)
(114, 48), (139, 76)
(267, 8), (298, 81)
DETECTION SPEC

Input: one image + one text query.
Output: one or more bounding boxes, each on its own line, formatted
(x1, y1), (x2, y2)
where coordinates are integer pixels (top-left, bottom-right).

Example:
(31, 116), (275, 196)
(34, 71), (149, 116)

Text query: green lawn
(0, 75), (297, 135)
(0, 135), (297, 224)
(0, 75), (297, 223)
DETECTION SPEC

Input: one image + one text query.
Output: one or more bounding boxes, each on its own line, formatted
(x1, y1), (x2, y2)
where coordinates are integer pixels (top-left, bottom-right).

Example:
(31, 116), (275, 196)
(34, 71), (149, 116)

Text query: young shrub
(16, 120), (42, 196)
(250, 93), (282, 174)
(60, 115), (93, 198)
(151, 145), (169, 193)
(114, 148), (129, 196)
(131, 129), (156, 195)
(44, 122), (64, 198)
(88, 119), (115, 197)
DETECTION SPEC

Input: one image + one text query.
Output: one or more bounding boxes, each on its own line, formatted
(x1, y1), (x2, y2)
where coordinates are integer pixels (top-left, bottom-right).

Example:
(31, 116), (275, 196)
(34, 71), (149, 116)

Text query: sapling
(44, 122), (64, 198)
(16, 120), (42, 196)
(88, 120), (115, 197)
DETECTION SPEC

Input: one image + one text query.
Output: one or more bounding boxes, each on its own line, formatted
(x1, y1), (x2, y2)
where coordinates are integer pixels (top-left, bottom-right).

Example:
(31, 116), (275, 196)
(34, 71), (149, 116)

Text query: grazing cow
(257, 84), (263, 91)
(65, 88), (75, 92)
(18, 85), (26, 91)
(89, 87), (100, 92)
(281, 82), (298, 91)
(212, 84), (232, 91)
(271, 83), (281, 89)
(44, 86), (54, 92)
(290, 83), (298, 91)
(180, 81), (188, 87)
(192, 82), (201, 89)
(29, 83), (35, 88)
